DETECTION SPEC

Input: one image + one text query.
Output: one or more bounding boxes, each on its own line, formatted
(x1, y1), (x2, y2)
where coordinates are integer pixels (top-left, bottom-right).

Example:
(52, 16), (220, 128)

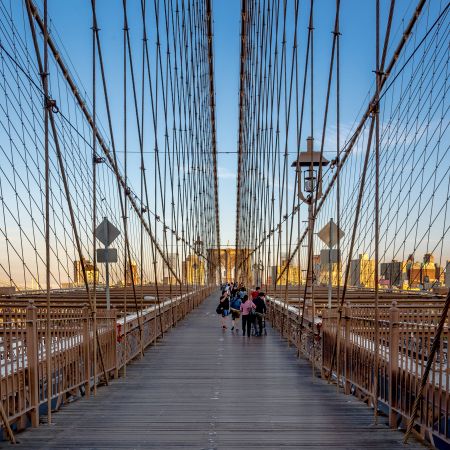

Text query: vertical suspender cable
(122, 0), (148, 354)
(335, 0), (341, 387)
(91, 0), (98, 396)
(123, 0), (128, 377)
(205, 0), (221, 285)
(140, 0), (146, 318)
(235, 0), (247, 282)
(309, 0), (315, 379)
(297, 0), (313, 355)
(373, 0), (381, 422)
(43, 0), (52, 425)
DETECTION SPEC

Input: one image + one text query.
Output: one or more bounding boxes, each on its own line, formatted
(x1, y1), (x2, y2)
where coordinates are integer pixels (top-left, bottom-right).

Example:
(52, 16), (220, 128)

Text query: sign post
(329, 223), (333, 310)
(105, 224), (110, 310)
(95, 217), (120, 310)
(318, 219), (344, 309)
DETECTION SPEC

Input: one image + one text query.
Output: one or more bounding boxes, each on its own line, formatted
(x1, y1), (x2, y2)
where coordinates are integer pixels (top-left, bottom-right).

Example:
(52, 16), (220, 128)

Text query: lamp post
(192, 262), (198, 286)
(252, 260), (264, 286)
(193, 235), (204, 285)
(292, 137), (329, 310)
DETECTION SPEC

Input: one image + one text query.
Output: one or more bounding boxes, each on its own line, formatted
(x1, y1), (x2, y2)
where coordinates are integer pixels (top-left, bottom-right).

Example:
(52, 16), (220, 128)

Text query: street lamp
(193, 235), (204, 285)
(194, 235), (204, 256)
(291, 136), (329, 300)
(291, 137), (329, 201)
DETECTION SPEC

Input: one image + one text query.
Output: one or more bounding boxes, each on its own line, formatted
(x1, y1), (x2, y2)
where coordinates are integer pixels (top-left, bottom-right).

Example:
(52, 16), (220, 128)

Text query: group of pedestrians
(216, 282), (267, 337)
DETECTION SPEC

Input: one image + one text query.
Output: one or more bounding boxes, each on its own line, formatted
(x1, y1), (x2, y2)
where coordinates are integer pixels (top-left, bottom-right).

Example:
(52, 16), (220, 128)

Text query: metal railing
(267, 296), (449, 446)
(0, 286), (213, 433)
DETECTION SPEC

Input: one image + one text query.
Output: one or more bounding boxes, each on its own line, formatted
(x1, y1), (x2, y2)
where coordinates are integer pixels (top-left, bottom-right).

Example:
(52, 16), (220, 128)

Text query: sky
(211, 0), (241, 245)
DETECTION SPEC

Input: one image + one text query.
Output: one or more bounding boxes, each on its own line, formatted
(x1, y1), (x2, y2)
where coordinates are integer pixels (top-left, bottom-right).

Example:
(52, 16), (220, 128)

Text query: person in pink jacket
(240, 294), (256, 337)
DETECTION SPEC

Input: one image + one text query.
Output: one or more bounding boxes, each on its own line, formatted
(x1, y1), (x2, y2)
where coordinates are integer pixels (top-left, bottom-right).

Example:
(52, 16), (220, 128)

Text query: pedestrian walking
(251, 286), (260, 300)
(240, 294), (256, 337)
(253, 292), (267, 336)
(216, 292), (230, 329)
(230, 292), (242, 331)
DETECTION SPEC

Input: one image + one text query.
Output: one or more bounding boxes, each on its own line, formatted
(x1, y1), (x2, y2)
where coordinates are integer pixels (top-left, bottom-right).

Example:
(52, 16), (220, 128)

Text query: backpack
(231, 298), (241, 310)
(216, 303), (224, 315)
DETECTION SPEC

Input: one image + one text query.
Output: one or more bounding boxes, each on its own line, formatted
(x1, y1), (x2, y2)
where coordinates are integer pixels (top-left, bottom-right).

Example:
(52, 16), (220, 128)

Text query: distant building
(164, 253), (179, 285)
(207, 248), (252, 284)
(73, 257), (99, 286)
(445, 261), (450, 288)
(313, 254), (321, 284)
(270, 266), (277, 286)
(272, 260), (302, 286)
(125, 260), (140, 286)
(318, 249), (341, 286)
(380, 260), (405, 288)
(183, 255), (205, 285)
(349, 254), (375, 288)
(409, 253), (440, 289)
(0, 286), (16, 295)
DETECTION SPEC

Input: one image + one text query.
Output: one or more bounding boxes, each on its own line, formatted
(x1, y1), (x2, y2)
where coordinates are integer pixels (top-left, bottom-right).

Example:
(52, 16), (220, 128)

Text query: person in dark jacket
(219, 292), (230, 329)
(253, 293), (267, 336)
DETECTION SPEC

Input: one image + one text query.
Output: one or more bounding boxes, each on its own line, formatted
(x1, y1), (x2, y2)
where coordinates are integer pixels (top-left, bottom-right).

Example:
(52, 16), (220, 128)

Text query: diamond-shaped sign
(95, 218), (120, 247)
(318, 219), (344, 248)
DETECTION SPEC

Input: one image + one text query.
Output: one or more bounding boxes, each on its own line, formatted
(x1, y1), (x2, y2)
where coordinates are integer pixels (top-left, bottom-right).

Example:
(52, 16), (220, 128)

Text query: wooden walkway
(12, 292), (425, 449)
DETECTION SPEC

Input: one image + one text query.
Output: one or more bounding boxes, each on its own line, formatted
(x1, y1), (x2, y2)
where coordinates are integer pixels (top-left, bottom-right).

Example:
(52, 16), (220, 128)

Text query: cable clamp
(45, 97), (59, 113)
(370, 101), (379, 116)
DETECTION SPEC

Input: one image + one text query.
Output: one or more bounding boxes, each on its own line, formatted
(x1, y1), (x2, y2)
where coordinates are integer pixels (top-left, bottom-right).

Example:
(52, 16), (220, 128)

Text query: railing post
(26, 301), (39, 427)
(344, 302), (351, 395)
(82, 305), (91, 399)
(389, 301), (400, 428)
(112, 309), (119, 379)
(321, 308), (328, 378)
(286, 309), (291, 347)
